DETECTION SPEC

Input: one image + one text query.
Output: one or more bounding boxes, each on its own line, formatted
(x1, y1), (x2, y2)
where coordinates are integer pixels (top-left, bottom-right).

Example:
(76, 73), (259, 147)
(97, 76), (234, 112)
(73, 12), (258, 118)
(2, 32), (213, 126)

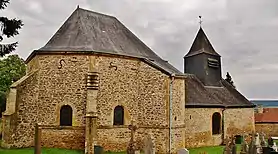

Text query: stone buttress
(85, 56), (99, 154)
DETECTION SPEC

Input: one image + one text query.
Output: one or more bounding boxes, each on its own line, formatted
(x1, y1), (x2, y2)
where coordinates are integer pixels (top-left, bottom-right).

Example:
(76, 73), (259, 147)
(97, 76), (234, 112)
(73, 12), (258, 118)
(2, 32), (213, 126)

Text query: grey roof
(184, 27), (220, 58)
(185, 75), (255, 108)
(37, 8), (183, 75)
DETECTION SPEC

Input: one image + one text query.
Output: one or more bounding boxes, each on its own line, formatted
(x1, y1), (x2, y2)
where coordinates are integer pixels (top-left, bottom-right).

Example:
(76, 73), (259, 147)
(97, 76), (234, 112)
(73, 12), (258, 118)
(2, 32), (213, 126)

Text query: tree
(0, 54), (26, 116)
(0, 0), (23, 57)
(225, 72), (236, 88)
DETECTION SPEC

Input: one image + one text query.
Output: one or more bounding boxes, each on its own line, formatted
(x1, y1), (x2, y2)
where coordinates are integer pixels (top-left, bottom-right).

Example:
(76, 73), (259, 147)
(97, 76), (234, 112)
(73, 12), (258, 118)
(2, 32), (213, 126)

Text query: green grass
(189, 145), (241, 154)
(0, 148), (83, 154)
(0, 148), (126, 154)
(0, 146), (240, 154)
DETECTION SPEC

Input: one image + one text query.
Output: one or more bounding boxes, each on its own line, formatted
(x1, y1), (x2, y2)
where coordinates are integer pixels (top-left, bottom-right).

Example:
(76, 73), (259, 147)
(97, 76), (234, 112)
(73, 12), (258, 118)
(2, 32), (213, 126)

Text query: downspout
(169, 74), (175, 154)
(222, 108), (226, 145)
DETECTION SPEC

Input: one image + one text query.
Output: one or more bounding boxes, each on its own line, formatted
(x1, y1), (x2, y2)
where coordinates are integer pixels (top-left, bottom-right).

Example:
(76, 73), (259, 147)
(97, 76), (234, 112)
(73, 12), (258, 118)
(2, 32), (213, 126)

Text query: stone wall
(255, 123), (278, 137)
(2, 71), (39, 148)
(41, 126), (85, 150)
(184, 108), (255, 148)
(2, 53), (186, 153)
(224, 108), (255, 139)
(94, 55), (185, 153)
(37, 55), (89, 126)
(184, 108), (222, 148)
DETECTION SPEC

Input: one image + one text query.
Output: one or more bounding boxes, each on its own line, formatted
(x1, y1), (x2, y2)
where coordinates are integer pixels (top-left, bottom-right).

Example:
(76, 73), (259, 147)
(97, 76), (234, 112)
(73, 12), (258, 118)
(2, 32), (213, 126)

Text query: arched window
(113, 106), (124, 125)
(60, 105), (73, 126)
(212, 112), (221, 135)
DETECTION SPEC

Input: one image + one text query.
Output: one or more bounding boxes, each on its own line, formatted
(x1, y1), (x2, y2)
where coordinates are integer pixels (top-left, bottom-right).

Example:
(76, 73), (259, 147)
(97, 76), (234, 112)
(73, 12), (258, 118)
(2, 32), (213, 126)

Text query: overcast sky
(2, 0), (278, 100)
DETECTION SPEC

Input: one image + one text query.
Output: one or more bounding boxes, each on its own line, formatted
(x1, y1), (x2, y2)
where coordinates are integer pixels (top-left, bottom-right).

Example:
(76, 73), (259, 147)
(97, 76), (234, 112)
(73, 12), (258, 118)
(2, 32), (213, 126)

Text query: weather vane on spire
(199, 16), (202, 26)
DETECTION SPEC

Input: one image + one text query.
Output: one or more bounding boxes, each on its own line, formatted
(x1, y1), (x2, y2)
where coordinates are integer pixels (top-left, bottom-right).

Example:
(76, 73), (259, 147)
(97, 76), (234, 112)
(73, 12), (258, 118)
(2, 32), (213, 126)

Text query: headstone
(260, 133), (267, 147)
(240, 135), (249, 154)
(269, 137), (274, 147)
(177, 148), (189, 154)
(249, 134), (256, 154)
(231, 137), (237, 154)
(144, 134), (155, 154)
(255, 133), (262, 154)
(135, 150), (141, 154)
(273, 142), (278, 152)
(223, 137), (232, 154)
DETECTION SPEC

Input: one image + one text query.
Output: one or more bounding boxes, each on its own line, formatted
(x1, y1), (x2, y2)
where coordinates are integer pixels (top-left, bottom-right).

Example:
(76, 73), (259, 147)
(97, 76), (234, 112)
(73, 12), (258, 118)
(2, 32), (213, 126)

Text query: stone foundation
(41, 126), (85, 150)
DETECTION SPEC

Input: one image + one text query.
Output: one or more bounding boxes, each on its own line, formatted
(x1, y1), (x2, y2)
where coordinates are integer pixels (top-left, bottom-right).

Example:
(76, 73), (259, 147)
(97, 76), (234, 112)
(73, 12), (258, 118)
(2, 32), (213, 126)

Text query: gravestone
(268, 137), (274, 147)
(177, 148), (189, 154)
(255, 133), (262, 154)
(249, 134), (256, 154)
(223, 137), (232, 154)
(231, 137), (237, 154)
(135, 150), (140, 154)
(260, 133), (267, 147)
(143, 134), (155, 154)
(273, 143), (278, 152)
(240, 135), (249, 154)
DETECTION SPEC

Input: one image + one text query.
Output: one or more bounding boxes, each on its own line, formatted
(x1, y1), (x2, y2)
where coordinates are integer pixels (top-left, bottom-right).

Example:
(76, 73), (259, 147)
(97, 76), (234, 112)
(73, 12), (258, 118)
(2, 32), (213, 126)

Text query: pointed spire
(77, 5), (80, 9)
(184, 27), (220, 57)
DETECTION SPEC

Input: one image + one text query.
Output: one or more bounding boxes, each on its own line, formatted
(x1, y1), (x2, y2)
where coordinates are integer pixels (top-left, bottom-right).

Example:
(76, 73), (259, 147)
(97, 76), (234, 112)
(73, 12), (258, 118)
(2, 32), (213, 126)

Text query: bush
(0, 91), (6, 118)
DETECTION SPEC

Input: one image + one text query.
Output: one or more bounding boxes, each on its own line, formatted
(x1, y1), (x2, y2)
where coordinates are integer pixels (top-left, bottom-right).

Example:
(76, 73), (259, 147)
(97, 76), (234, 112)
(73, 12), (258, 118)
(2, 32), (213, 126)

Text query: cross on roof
(199, 16), (203, 26)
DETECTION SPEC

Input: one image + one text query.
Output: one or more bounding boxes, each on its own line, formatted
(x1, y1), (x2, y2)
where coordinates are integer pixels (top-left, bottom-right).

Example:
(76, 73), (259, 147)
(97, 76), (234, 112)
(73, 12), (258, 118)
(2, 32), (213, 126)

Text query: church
(1, 7), (255, 153)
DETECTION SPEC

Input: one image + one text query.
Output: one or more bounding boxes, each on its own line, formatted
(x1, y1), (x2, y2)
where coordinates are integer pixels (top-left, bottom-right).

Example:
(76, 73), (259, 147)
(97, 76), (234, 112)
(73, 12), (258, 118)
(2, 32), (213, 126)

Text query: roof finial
(199, 16), (202, 27)
(77, 5), (79, 9)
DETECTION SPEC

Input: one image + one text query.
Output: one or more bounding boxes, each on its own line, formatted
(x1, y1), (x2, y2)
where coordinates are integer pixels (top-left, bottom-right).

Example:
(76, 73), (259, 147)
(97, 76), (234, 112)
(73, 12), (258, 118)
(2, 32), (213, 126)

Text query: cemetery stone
(177, 148), (189, 154)
(143, 134), (155, 154)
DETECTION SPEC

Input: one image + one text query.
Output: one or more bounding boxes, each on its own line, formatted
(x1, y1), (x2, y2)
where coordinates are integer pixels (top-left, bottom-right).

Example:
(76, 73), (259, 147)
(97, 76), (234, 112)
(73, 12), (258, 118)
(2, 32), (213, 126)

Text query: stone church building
(1, 7), (255, 153)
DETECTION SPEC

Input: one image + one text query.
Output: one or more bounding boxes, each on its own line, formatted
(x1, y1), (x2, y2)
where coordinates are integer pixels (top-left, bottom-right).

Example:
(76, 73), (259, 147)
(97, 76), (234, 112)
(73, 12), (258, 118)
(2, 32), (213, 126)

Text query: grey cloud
(2, 0), (278, 99)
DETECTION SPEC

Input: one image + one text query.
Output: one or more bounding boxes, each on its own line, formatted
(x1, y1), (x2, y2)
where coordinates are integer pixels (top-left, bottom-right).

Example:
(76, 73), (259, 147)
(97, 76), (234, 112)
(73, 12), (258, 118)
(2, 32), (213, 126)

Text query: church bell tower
(184, 26), (222, 86)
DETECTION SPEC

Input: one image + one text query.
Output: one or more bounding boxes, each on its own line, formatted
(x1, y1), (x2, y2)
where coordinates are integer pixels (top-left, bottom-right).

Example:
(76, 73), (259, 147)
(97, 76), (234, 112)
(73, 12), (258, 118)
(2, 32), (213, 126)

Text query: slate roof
(33, 7), (183, 76)
(255, 108), (278, 123)
(184, 27), (220, 58)
(185, 74), (255, 108)
(27, 8), (253, 108)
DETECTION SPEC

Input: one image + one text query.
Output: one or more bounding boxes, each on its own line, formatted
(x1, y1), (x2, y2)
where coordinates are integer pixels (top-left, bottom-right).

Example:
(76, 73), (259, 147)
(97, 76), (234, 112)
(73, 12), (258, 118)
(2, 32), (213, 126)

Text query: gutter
(221, 108), (226, 145)
(169, 74), (175, 154)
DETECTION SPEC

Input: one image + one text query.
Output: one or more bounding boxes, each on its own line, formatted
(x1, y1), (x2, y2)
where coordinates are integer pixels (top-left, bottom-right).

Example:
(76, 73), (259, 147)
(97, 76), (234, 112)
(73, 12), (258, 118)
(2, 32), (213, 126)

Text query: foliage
(0, 54), (26, 115)
(0, 0), (23, 57)
(225, 72), (236, 88)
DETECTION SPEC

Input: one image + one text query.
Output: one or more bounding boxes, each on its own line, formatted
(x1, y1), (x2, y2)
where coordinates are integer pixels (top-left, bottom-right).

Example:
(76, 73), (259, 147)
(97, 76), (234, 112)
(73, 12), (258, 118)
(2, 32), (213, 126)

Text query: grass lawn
(0, 146), (240, 154)
(189, 145), (241, 154)
(0, 148), (126, 154)
(0, 148), (83, 154)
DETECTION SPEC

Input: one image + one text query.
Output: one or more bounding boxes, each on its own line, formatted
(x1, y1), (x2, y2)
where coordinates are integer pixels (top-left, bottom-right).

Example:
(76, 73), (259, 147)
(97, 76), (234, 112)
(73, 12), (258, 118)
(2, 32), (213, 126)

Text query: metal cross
(199, 16), (203, 26)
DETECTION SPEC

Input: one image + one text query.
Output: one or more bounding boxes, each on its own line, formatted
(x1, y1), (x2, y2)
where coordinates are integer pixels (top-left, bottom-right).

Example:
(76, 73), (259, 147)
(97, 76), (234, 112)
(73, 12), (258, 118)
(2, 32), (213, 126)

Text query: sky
(2, 0), (278, 100)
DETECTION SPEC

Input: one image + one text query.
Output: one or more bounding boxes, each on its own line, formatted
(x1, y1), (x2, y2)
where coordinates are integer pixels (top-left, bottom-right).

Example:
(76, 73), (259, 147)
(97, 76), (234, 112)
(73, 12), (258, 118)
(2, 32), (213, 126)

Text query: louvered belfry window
(207, 58), (219, 68)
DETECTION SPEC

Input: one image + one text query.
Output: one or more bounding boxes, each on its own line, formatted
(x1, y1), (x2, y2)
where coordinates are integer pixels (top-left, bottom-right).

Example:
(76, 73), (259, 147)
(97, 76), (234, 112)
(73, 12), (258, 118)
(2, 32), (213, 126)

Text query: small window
(212, 112), (221, 135)
(113, 106), (124, 125)
(60, 105), (73, 126)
